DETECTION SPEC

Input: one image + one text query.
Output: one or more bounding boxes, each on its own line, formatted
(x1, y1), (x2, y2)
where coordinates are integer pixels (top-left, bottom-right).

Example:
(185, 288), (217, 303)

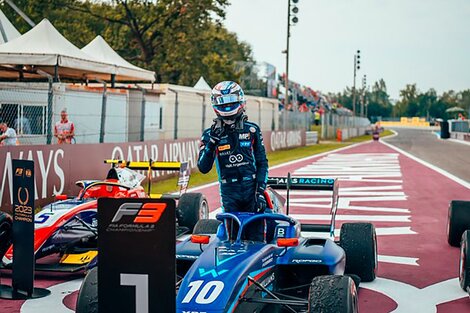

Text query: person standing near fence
(0, 122), (17, 146)
(54, 108), (75, 144)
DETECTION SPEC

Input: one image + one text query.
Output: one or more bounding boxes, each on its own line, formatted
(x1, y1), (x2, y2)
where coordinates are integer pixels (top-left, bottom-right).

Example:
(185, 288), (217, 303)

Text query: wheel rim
(460, 241), (466, 283)
(351, 279), (359, 313)
(446, 208), (451, 238)
(200, 200), (209, 219)
(373, 231), (378, 273)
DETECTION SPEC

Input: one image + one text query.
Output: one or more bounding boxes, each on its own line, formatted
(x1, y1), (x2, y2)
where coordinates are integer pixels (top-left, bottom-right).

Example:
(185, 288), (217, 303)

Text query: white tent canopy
(0, 9), (20, 44)
(0, 19), (154, 82)
(82, 35), (154, 82)
(0, 19), (118, 79)
(193, 76), (211, 91)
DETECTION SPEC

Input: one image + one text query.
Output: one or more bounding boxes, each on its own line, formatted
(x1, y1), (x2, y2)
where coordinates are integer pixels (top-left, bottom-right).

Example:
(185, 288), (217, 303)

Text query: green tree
(366, 79), (392, 120)
(395, 84), (420, 117)
(1, 0), (253, 86)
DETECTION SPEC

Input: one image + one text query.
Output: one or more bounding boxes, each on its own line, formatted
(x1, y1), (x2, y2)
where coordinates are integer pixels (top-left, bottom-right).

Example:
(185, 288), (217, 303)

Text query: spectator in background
(314, 110), (321, 126)
(0, 122), (17, 146)
(54, 109), (75, 144)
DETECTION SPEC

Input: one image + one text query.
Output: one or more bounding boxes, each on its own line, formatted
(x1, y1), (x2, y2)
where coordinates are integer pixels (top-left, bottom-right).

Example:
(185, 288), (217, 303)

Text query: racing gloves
(256, 188), (267, 213)
(207, 121), (224, 150)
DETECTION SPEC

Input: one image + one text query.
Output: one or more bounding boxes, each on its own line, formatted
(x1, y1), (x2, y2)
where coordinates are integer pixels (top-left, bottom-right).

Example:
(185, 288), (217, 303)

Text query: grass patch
(147, 130), (392, 194)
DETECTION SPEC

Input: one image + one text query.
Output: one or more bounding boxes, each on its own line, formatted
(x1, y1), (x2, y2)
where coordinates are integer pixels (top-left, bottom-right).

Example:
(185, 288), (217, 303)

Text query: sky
(224, 0), (470, 99)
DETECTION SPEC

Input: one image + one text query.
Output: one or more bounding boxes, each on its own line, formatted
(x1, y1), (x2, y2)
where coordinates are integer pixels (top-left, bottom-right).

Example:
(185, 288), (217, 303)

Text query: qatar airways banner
(0, 130), (305, 212)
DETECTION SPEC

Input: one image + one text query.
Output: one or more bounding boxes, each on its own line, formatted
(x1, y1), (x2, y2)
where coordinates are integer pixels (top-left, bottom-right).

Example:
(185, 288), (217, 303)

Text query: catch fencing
(321, 111), (370, 139)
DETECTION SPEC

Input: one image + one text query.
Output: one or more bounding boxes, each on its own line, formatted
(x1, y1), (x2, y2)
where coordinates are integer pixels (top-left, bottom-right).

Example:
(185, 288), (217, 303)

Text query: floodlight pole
(284, 0), (291, 111)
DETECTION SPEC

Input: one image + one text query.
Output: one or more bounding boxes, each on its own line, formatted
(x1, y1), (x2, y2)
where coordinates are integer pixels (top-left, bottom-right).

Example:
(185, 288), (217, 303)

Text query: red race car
(0, 160), (209, 272)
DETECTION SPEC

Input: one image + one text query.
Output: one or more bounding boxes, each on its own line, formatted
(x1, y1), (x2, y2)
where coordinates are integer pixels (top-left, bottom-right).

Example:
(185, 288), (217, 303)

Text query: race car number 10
(182, 280), (224, 304)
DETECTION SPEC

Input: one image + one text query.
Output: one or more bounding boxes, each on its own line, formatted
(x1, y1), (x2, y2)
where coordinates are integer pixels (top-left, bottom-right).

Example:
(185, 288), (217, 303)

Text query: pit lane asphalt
(384, 128), (470, 183)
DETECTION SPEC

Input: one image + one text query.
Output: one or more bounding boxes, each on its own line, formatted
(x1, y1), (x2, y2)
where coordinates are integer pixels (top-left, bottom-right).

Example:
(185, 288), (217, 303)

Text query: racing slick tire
(308, 275), (358, 313)
(76, 267), (98, 313)
(447, 200), (470, 247)
(0, 211), (12, 258)
(177, 193), (209, 233)
(459, 230), (470, 291)
(193, 219), (222, 234)
(340, 222), (377, 282)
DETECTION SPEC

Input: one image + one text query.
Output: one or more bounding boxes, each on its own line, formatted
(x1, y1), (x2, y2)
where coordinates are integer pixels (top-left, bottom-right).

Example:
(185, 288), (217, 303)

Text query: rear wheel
(177, 193), (209, 233)
(340, 223), (377, 282)
(447, 200), (470, 247)
(0, 211), (12, 258)
(459, 230), (470, 291)
(76, 267), (98, 313)
(193, 219), (221, 235)
(308, 275), (358, 313)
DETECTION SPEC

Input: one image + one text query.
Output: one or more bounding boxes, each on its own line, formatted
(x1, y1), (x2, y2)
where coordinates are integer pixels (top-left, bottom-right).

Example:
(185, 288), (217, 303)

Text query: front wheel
(76, 267), (98, 313)
(308, 275), (358, 313)
(0, 211), (12, 259)
(177, 193), (209, 233)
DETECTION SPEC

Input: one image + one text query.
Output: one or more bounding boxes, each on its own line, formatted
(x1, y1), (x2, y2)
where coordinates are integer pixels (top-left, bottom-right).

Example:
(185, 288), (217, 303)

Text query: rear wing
(267, 174), (339, 237)
(104, 159), (181, 171)
(104, 159), (191, 195)
(267, 177), (337, 191)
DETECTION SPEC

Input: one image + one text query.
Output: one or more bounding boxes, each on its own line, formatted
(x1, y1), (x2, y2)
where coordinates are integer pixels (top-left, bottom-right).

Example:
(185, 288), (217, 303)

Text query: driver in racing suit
(198, 81), (268, 241)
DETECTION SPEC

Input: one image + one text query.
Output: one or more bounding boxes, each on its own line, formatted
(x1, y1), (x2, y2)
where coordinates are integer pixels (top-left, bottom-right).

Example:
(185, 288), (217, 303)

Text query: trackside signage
(11, 159), (35, 295)
(98, 198), (175, 313)
(0, 130), (305, 212)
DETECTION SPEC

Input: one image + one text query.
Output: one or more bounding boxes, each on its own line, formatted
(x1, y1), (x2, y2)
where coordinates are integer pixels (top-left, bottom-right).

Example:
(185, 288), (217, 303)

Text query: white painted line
(209, 207), (222, 218)
(291, 214), (411, 222)
(374, 226), (417, 236)
(381, 138), (470, 189)
(186, 141), (372, 193)
(293, 203), (409, 213)
(343, 205), (410, 213)
(290, 195), (407, 202)
(340, 178), (403, 183)
(21, 279), (83, 313)
(278, 190), (406, 196)
(302, 227), (417, 238)
(340, 185), (403, 191)
(378, 255), (419, 266)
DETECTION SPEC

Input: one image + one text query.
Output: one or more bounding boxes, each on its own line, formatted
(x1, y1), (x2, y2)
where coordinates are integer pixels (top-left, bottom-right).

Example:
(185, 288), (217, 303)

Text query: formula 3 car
(1, 159), (209, 272)
(76, 175), (377, 313)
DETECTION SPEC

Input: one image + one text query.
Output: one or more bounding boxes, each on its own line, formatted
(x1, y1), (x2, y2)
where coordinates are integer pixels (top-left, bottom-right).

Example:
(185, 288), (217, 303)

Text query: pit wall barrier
(336, 127), (368, 141)
(0, 130), (305, 212)
(380, 117), (430, 127)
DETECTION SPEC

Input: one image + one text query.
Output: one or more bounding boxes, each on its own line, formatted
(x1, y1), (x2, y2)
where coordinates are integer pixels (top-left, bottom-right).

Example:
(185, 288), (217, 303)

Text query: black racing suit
(198, 117), (269, 240)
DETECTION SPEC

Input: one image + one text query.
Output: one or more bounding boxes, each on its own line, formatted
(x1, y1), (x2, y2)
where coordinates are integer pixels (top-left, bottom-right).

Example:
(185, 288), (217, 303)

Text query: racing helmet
(211, 81), (246, 120)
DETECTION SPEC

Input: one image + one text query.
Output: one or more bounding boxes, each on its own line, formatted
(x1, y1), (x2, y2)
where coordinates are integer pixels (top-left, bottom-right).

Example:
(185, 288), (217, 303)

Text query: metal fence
(450, 120), (470, 133)
(321, 111), (370, 139)
(1, 82), (372, 145)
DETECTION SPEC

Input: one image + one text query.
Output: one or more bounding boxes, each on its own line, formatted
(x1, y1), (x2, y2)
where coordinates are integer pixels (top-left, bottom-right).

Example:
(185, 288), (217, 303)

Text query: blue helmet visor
(214, 94), (241, 105)
(213, 102), (241, 112)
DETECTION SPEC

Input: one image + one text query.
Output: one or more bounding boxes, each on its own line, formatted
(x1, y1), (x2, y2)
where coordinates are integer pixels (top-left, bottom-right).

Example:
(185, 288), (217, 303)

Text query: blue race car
(175, 175), (377, 313)
(76, 175), (377, 313)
